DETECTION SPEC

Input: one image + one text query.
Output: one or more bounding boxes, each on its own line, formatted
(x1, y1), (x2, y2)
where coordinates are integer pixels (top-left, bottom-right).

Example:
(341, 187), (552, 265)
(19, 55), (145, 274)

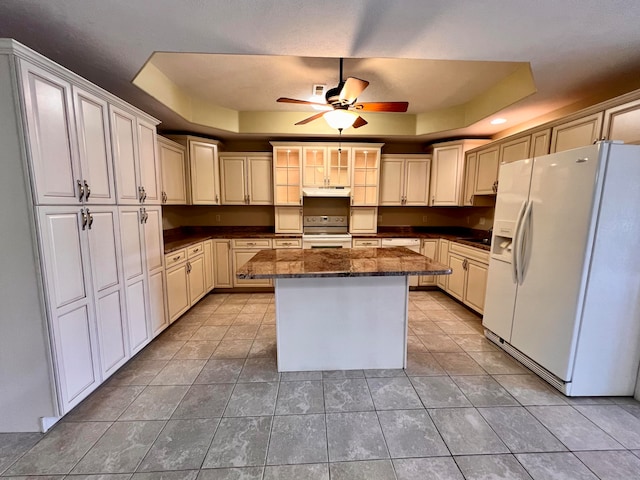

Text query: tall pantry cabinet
(0, 39), (166, 432)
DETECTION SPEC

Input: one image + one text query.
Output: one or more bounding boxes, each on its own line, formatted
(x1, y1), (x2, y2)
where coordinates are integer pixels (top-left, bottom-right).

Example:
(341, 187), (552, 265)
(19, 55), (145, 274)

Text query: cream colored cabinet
(445, 242), (490, 314)
(272, 145), (302, 206)
(419, 238), (439, 286)
(351, 147), (380, 206)
(203, 239), (215, 292)
(220, 153), (273, 205)
(164, 244), (206, 323)
(499, 135), (531, 164)
(436, 239), (450, 290)
(475, 146), (500, 195)
(273, 238), (302, 249)
(158, 136), (187, 205)
(550, 112), (603, 153)
(380, 155), (431, 206)
(232, 239), (273, 288)
(463, 152), (477, 206)
(352, 238), (381, 248)
(274, 206), (303, 234)
(20, 60), (116, 206)
(187, 254), (206, 304)
(349, 207), (378, 234)
(603, 98), (640, 144)
(430, 140), (488, 206)
(530, 129), (551, 157)
(137, 119), (161, 204)
(213, 239), (233, 288)
(165, 261), (189, 322)
(142, 207), (167, 336)
(302, 146), (351, 187)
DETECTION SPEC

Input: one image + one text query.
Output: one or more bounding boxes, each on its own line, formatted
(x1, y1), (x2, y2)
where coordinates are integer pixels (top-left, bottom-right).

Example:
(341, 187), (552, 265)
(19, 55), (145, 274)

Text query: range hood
(302, 187), (351, 197)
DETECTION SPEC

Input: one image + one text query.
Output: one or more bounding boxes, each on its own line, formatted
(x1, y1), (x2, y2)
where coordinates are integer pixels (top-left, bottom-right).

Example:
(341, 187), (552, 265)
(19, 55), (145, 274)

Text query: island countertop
(236, 246), (452, 279)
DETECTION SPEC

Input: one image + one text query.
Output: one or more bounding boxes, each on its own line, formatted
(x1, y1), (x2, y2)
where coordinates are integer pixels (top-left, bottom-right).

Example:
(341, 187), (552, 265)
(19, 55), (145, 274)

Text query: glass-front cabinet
(351, 147), (380, 206)
(272, 146), (302, 205)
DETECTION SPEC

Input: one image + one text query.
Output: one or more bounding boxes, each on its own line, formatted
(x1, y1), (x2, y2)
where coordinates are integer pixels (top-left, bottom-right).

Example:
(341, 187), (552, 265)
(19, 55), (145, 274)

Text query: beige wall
(162, 205), (275, 229)
(378, 206), (494, 231)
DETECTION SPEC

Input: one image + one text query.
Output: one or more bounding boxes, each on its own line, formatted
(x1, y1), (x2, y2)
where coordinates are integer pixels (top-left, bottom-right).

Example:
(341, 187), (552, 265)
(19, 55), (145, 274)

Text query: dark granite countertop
(163, 226), (491, 253)
(236, 246), (452, 279)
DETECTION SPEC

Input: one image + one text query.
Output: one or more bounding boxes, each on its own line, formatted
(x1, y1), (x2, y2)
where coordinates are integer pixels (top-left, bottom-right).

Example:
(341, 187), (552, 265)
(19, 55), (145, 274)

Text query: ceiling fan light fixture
(324, 109), (358, 130)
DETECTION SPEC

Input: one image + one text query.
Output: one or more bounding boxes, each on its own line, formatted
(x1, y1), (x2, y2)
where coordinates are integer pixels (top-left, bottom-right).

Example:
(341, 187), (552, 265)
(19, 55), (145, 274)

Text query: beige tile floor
(2, 290), (640, 479)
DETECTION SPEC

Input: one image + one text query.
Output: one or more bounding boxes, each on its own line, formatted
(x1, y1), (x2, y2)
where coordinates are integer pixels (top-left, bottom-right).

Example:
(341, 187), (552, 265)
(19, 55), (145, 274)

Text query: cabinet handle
(84, 180), (91, 201)
(80, 208), (87, 230)
(282, 242), (292, 246)
(142, 187), (147, 202)
(299, 196), (302, 205)
(215, 194), (219, 203)
(138, 186), (143, 202)
(86, 209), (94, 229)
(432, 195), (435, 205)
(192, 247), (200, 253)
(469, 195), (474, 203)
(162, 191), (167, 203)
(173, 255), (181, 261)
(187, 261), (191, 273)
(77, 180), (85, 202)
(246, 242), (256, 246)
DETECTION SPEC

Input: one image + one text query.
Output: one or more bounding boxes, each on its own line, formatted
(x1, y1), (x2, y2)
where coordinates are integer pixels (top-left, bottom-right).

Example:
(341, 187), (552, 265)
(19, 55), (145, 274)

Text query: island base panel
(275, 276), (408, 371)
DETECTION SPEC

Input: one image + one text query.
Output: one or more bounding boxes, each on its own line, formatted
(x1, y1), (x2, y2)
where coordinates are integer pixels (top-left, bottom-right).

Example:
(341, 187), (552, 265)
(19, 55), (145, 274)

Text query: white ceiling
(1, 0), (640, 146)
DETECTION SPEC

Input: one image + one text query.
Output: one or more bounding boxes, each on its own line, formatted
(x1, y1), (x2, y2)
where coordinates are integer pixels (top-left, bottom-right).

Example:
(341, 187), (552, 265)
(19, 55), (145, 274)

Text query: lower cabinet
(419, 239), (439, 286)
(213, 239), (233, 288)
(165, 242), (210, 323)
(445, 242), (489, 314)
(436, 240), (450, 290)
(203, 239), (215, 291)
(166, 260), (190, 322)
(232, 239), (273, 287)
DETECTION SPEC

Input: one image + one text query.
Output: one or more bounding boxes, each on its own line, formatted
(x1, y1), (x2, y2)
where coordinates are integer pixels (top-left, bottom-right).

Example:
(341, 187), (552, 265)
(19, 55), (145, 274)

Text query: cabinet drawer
(352, 238), (381, 248)
(273, 238), (302, 249)
(450, 241), (490, 264)
(232, 238), (272, 249)
(187, 242), (204, 259)
(165, 248), (187, 268)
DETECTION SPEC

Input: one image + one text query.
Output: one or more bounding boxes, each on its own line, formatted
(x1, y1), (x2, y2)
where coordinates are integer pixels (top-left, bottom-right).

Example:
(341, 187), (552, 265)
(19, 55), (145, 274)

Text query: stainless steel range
(302, 215), (352, 248)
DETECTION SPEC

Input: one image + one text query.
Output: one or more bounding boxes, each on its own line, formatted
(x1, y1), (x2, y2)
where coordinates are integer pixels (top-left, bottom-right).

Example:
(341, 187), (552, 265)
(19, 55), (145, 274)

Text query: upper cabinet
(20, 60), (112, 205)
(499, 136), (531, 164)
(272, 146), (302, 206)
(351, 147), (380, 206)
(550, 112), (603, 153)
(158, 136), (187, 205)
(302, 145), (351, 188)
(474, 146), (500, 195)
(136, 119), (161, 204)
(166, 135), (222, 205)
(380, 155), (431, 206)
(219, 153), (273, 205)
(530, 129), (551, 157)
(430, 140), (488, 206)
(602, 98), (640, 144)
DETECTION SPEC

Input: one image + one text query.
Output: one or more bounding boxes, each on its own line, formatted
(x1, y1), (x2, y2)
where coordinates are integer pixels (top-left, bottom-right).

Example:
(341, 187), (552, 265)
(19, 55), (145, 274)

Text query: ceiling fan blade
(354, 101), (409, 112)
(352, 116), (368, 129)
(294, 112), (327, 125)
(339, 77), (370, 103)
(277, 97), (332, 110)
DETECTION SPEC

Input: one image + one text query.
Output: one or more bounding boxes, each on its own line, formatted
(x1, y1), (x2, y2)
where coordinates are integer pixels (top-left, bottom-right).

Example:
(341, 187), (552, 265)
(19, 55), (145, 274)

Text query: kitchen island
(237, 247), (451, 371)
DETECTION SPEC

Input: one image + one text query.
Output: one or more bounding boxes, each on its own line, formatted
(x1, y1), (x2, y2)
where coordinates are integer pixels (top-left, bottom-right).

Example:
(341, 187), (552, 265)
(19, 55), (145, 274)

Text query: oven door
(302, 234), (352, 249)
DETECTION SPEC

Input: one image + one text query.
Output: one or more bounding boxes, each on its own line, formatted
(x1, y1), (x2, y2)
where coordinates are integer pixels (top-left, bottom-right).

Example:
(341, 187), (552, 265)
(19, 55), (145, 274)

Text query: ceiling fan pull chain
(338, 128), (343, 154)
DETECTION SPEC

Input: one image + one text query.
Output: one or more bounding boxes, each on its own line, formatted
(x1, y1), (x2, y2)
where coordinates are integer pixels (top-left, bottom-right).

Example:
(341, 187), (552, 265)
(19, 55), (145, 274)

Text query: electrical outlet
(479, 217), (486, 225)
(215, 214), (221, 222)
(422, 215), (428, 223)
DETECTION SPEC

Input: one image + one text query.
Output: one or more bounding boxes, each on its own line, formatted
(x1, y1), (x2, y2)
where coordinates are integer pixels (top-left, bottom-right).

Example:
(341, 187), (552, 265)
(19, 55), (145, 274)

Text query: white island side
(237, 247), (451, 371)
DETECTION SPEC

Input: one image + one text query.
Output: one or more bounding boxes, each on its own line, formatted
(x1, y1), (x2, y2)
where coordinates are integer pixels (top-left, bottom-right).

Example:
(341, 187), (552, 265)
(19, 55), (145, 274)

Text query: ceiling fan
(277, 58), (409, 130)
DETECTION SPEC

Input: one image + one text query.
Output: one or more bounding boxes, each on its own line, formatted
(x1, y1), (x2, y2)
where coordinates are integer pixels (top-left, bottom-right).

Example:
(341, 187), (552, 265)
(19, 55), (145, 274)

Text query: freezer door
(492, 158), (534, 240)
(482, 258), (518, 340)
(510, 144), (603, 380)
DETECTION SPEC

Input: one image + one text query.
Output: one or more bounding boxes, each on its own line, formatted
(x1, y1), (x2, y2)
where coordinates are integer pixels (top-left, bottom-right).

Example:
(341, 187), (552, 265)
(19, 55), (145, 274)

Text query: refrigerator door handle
(512, 200), (528, 283)
(516, 200), (533, 285)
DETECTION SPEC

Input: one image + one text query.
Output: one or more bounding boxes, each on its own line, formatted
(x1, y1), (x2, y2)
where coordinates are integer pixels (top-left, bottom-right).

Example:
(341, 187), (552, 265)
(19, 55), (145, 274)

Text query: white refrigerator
(483, 142), (640, 396)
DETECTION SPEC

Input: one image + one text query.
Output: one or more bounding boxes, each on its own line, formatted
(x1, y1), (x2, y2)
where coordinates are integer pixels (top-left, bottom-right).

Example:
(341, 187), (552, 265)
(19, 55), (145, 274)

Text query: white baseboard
(40, 416), (61, 433)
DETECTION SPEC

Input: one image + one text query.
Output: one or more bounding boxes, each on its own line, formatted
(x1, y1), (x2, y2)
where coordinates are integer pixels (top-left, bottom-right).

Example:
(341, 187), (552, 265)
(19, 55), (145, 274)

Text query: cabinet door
(603, 98), (640, 145)
(158, 138), (187, 204)
(475, 147), (500, 195)
(550, 112), (603, 153)
(110, 106), (140, 204)
(213, 240), (233, 288)
(499, 136), (531, 164)
(37, 207), (100, 411)
(273, 147), (302, 205)
(143, 207), (164, 273)
(137, 119), (161, 204)
(148, 268), (168, 336)
(349, 207), (378, 234)
(220, 155), (247, 204)
(404, 158), (431, 205)
(119, 208), (145, 281)
(464, 260), (488, 314)
(188, 255), (207, 304)
(302, 147), (326, 187)
(351, 148), (380, 206)
(274, 206), (303, 234)
(431, 145), (463, 206)
(327, 146), (351, 187)
(189, 140), (220, 204)
(436, 240), (450, 289)
(463, 153), (477, 206)
(248, 156), (273, 204)
(446, 253), (465, 301)
(21, 61), (81, 205)
(530, 129), (551, 157)
(125, 276), (149, 355)
(233, 250), (272, 287)
(419, 239), (438, 286)
(73, 87), (115, 204)
(86, 207), (128, 377)
(166, 263), (190, 322)
(203, 240), (215, 292)
(379, 157), (405, 205)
